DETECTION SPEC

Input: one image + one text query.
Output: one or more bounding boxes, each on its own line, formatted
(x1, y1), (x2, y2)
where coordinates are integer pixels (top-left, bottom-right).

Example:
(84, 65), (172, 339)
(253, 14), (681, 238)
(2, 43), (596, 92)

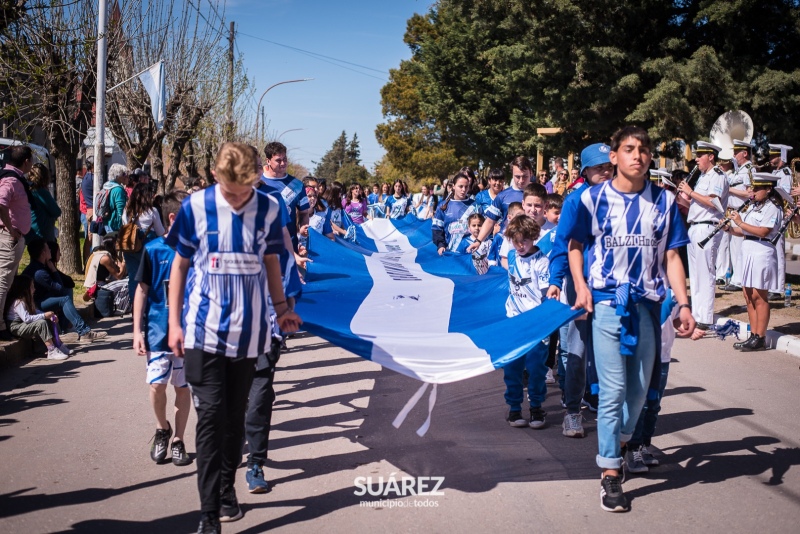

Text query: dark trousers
(184, 349), (256, 514)
(245, 339), (281, 468)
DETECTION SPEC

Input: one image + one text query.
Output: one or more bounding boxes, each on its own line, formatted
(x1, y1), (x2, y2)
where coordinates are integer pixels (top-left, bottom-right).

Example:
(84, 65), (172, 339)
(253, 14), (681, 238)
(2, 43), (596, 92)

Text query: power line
(238, 31), (389, 82)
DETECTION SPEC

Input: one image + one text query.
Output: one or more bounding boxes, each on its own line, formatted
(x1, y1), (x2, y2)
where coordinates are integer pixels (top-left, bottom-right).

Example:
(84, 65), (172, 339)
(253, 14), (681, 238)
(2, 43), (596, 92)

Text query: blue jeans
(503, 340), (549, 412)
(629, 362), (670, 448)
(39, 293), (89, 335)
(80, 212), (89, 239)
(122, 250), (142, 298)
(592, 303), (657, 470)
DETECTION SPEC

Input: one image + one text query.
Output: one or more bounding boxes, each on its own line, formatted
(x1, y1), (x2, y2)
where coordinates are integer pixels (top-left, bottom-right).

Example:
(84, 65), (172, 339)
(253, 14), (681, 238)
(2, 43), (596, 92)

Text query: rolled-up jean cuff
(596, 454), (622, 470)
(620, 432), (633, 442)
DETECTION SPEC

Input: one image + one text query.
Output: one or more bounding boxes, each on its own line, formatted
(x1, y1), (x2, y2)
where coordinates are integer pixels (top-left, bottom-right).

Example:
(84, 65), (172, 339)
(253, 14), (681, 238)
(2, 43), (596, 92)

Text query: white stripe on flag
(351, 219), (495, 384)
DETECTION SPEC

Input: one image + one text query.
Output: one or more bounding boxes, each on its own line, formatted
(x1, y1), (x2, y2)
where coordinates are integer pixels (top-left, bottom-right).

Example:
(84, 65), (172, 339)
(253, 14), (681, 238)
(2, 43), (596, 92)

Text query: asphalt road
(1, 316), (799, 533)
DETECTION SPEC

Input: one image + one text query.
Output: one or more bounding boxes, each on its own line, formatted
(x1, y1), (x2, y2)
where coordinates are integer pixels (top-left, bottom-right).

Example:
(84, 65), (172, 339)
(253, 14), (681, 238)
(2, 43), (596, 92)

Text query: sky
(226, 0), (434, 174)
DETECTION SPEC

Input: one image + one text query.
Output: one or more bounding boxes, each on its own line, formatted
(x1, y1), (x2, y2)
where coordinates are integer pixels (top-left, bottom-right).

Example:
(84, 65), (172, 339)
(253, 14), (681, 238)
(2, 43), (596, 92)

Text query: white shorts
(146, 352), (187, 387)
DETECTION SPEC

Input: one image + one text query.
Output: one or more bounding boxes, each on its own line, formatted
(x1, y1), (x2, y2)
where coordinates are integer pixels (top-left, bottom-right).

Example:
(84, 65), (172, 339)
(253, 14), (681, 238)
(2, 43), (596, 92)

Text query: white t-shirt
(687, 166), (729, 223)
(505, 248), (550, 317)
(123, 207), (166, 237)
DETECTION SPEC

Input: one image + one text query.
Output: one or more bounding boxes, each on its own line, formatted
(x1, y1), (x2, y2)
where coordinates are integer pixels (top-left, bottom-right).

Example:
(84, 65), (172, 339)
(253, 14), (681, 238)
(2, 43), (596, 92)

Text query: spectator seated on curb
(83, 236), (129, 317)
(4, 274), (72, 359)
(21, 239), (107, 342)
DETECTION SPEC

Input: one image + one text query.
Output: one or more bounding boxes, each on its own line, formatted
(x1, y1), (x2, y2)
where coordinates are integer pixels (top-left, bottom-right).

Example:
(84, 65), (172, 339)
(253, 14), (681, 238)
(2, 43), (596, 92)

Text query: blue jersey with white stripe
(565, 180), (689, 302)
(260, 174), (309, 242)
(136, 237), (175, 353)
(474, 190), (494, 215)
(431, 198), (478, 250)
(485, 186), (524, 229)
(167, 185), (285, 358)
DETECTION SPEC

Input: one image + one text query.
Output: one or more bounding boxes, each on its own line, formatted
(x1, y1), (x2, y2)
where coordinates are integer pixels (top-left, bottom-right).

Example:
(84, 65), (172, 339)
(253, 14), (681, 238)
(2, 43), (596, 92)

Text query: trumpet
(698, 199), (752, 249)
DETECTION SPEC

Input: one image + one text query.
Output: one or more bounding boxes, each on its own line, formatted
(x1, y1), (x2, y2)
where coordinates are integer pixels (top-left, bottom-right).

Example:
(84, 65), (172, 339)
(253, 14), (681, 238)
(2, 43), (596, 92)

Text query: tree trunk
(54, 152), (82, 274)
(151, 141), (164, 194)
(201, 139), (214, 185)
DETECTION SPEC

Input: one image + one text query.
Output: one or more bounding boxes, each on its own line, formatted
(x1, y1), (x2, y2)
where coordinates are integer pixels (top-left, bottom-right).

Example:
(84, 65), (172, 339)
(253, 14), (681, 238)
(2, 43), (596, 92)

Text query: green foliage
(380, 0), (800, 164)
(314, 131), (370, 182)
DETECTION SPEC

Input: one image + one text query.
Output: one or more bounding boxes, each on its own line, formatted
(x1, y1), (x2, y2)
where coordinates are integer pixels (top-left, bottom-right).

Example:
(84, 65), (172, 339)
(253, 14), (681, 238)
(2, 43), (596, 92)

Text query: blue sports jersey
(548, 182), (589, 288)
(506, 248), (550, 317)
(484, 186), (524, 229)
(260, 174), (309, 243)
(385, 195), (410, 218)
(487, 232), (504, 265)
(456, 234), (477, 254)
(565, 180), (689, 303)
(135, 237), (175, 353)
(535, 226), (557, 258)
(431, 198), (478, 251)
(309, 206), (333, 236)
(367, 193), (379, 205)
(474, 189), (494, 215)
(167, 185), (284, 358)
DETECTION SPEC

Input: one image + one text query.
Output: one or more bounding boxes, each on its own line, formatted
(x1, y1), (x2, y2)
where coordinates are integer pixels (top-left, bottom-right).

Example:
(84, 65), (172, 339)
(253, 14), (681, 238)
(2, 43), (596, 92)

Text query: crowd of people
(0, 127), (794, 530)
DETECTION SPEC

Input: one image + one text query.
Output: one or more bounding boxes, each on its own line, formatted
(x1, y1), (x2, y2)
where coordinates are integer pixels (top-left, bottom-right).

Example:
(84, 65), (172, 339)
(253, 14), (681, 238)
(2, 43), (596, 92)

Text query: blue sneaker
(246, 465), (270, 494)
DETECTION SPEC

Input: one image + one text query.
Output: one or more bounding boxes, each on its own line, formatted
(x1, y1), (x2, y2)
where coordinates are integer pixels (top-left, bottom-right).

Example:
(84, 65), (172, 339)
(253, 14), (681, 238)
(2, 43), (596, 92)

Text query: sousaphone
(710, 110), (754, 161)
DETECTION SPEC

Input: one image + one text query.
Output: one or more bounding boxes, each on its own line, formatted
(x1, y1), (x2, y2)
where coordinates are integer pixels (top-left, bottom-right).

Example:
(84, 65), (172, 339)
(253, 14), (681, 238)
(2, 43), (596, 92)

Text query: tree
(314, 130), (348, 181)
(346, 132), (361, 165)
(376, 14), (469, 180)
(0, 1), (99, 273)
(385, 0), (800, 164)
(336, 162), (370, 184)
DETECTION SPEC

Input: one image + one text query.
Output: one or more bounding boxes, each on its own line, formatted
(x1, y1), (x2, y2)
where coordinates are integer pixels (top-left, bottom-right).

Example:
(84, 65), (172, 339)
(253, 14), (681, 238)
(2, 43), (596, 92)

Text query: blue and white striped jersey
(167, 185), (285, 358)
(565, 180), (689, 303)
(431, 198), (478, 251)
(474, 189), (494, 215)
(506, 248), (550, 317)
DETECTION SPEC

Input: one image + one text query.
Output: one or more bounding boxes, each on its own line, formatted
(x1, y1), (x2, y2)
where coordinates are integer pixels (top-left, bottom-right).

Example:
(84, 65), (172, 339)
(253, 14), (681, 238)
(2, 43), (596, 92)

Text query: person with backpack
(120, 183), (165, 298)
(94, 164), (129, 235)
(0, 145), (33, 340)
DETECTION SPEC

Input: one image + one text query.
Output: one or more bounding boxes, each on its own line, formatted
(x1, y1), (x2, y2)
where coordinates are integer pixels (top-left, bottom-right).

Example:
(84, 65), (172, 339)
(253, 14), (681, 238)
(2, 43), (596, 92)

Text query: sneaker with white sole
(219, 486), (243, 522)
(562, 412), (585, 438)
(506, 411), (528, 428)
(600, 474), (630, 512)
(56, 343), (72, 355)
(529, 407), (547, 429)
(545, 368), (555, 384)
(79, 330), (108, 342)
(640, 444), (659, 466)
(46, 346), (69, 360)
(150, 423), (172, 464)
(624, 446), (649, 474)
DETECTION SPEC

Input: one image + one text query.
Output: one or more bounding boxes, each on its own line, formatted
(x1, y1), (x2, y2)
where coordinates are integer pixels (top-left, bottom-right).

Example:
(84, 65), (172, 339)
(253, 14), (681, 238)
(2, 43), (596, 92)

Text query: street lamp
(278, 128), (306, 140)
(254, 78), (313, 142)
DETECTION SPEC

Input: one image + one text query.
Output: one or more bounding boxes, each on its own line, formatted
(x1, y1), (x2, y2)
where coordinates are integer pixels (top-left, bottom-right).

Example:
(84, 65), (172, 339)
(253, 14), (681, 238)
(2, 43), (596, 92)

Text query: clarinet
(685, 166), (701, 189)
(771, 203), (800, 245)
(698, 199), (752, 249)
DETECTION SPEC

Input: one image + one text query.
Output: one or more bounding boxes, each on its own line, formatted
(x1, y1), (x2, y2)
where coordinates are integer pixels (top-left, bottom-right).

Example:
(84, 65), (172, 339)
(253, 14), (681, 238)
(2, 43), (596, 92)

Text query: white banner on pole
(138, 60), (166, 129)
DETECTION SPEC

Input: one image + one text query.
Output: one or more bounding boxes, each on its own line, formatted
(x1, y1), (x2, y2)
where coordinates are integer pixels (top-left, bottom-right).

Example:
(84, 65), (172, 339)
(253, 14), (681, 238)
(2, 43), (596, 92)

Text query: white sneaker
(624, 446), (649, 474)
(562, 413), (585, 438)
(640, 445), (659, 466)
(56, 343), (73, 355)
(47, 347), (69, 360)
(545, 368), (555, 384)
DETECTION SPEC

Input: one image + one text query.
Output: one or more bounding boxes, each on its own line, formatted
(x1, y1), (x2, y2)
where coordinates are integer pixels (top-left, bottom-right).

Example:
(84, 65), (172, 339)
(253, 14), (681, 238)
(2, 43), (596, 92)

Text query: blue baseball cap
(580, 143), (611, 174)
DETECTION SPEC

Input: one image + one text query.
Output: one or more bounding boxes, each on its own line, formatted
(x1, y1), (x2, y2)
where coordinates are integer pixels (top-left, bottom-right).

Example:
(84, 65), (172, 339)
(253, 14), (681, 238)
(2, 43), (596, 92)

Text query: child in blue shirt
(133, 190), (192, 467)
(502, 214), (551, 429)
(488, 202), (522, 266)
(456, 213), (485, 254)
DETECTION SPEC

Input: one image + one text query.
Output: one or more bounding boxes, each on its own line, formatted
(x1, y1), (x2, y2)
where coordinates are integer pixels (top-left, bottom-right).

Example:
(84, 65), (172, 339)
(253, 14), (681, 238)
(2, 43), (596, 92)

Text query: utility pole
(93, 0), (108, 248)
(226, 21), (235, 141)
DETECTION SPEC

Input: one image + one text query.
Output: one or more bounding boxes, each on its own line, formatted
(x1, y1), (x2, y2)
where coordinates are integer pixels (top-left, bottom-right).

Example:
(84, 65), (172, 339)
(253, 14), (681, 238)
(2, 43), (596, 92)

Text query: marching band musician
(769, 144), (793, 300)
(715, 152), (735, 287)
(723, 139), (756, 292)
(725, 173), (783, 352)
(678, 141), (729, 339)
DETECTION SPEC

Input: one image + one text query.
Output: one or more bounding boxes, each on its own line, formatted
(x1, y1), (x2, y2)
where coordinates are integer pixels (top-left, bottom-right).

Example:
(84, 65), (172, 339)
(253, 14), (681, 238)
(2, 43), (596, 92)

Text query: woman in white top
(122, 183), (165, 297)
(727, 172), (782, 351)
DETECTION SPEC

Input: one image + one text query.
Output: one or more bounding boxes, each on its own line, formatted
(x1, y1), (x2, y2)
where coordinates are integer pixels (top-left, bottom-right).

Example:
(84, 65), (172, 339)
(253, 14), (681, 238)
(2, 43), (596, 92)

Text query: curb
(713, 314), (800, 359)
(0, 302), (96, 368)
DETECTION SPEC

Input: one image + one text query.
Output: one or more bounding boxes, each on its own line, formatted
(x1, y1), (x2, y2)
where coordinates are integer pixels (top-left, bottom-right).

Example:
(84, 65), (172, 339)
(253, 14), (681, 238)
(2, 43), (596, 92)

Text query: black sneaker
(219, 486), (243, 522)
(582, 392), (599, 413)
(600, 474), (630, 512)
(507, 410), (528, 428)
(150, 423), (172, 464)
(171, 440), (192, 466)
(197, 512), (221, 534)
(740, 334), (766, 352)
(529, 407), (547, 429)
(733, 333), (755, 350)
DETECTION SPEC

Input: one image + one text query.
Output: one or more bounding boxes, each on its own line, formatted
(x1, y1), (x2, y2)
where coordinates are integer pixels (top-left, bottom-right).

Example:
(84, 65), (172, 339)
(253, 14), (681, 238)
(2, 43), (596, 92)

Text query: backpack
(117, 217), (152, 253)
(94, 187), (113, 221)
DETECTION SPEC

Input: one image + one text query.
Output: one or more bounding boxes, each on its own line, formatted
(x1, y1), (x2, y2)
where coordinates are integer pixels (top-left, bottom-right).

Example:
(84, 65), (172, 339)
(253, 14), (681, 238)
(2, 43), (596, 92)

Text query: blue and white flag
(297, 214), (583, 385)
